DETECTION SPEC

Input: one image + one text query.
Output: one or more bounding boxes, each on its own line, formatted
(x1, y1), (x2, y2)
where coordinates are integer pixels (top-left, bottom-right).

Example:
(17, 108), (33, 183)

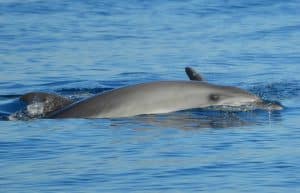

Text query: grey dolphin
(48, 80), (279, 119)
(19, 67), (283, 119)
(19, 67), (205, 117)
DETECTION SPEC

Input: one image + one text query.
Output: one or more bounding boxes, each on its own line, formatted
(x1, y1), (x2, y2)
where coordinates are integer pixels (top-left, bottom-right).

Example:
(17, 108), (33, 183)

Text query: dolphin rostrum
(18, 67), (283, 119)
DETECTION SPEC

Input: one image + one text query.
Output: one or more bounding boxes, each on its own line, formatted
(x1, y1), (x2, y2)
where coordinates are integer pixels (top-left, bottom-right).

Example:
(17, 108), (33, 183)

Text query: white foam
(26, 102), (45, 116)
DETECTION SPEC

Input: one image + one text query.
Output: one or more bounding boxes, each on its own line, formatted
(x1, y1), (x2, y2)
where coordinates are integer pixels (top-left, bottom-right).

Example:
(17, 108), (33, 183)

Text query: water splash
(26, 102), (45, 116)
(8, 101), (46, 121)
(206, 100), (283, 112)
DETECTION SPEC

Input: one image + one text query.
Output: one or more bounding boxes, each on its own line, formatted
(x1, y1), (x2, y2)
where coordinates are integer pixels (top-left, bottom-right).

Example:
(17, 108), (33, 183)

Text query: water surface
(1, 0), (300, 192)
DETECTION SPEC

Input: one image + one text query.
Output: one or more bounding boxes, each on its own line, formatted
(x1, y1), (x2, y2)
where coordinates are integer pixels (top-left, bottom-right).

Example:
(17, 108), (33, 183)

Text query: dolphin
(18, 67), (283, 119)
(19, 67), (204, 117)
(49, 82), (282, 119)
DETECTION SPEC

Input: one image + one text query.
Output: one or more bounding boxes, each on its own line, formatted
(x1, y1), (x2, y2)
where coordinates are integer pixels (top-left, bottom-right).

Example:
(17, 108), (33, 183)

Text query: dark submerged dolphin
(20, 92), (73, 117)
(19, 67), (283, 119)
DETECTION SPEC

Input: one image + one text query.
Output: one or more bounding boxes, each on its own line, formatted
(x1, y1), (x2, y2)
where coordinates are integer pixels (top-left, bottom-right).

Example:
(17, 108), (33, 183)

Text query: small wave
(0, 111), (10, 121)
(8, 102), (46, 121)
(250, 81), (300, 100)
(57, 87), (113, 95)
(206, 105), (257, 112)
(206, 102), (282, 112)
(37, 80), (83, 87)
(118, 72), (153, 76)
(56, 87), (114, 101)
(0, 94), (21, 100)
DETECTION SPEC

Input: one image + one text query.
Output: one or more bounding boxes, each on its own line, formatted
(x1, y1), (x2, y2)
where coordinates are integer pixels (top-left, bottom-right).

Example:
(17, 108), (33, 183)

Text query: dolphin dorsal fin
(185, 67), (204, 81)
(20, 92), (73, 115)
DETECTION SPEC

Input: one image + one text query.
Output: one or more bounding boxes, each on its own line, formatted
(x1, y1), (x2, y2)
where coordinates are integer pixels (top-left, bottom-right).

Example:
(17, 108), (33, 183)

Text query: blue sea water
(1, 0), (300, 192)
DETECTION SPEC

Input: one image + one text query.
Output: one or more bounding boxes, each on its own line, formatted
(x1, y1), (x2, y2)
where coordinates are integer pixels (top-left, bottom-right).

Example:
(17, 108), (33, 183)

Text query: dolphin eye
(209, 94), (220, 101)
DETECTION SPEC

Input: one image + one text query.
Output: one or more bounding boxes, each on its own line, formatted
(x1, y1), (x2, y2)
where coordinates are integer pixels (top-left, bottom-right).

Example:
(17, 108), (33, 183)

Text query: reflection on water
(110, 109), (282, 130)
